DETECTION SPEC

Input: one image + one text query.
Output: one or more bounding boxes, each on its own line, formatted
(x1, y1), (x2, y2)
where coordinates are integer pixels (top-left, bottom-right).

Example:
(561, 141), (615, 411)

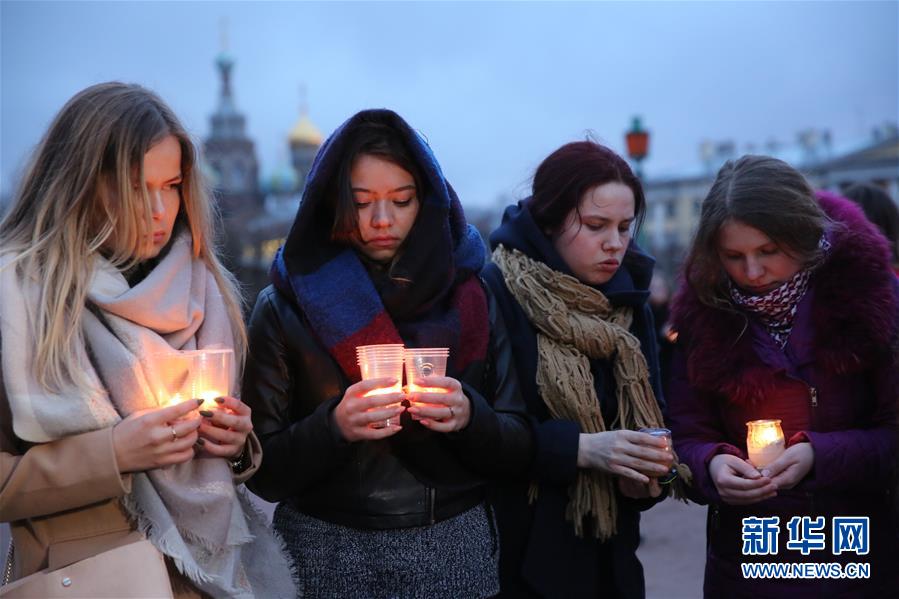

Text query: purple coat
(667, 192), (899, 598)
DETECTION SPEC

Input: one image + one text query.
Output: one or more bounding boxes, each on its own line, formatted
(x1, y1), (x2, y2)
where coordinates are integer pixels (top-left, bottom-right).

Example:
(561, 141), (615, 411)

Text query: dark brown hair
(843, 182), (899, 265)
(329, 120), (426, 241)
(527, 140), (646, 237)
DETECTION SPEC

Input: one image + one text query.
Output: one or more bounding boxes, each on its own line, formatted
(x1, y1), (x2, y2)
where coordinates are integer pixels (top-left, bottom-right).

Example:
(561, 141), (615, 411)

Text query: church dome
(289, 114), (323, 147)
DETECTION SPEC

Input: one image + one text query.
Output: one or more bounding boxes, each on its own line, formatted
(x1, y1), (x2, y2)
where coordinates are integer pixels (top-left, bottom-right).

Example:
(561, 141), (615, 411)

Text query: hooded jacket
(667, 192), (899, 598)
(241, 110), (532, 529)
(482, 201), (664, 599)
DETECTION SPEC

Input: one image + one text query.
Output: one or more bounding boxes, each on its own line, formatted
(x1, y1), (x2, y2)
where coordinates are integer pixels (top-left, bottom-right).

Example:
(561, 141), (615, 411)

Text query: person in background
(0, 82), (294, 598)
(842, 182), (899, 276)
(667, 155), (899, 598)
(649, 273), (676, 388)
(482, 140), (680, 598)
(242, 109), (532, 598)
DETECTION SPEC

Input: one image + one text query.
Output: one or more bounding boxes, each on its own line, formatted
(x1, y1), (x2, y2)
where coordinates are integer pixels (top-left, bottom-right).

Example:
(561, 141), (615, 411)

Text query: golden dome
(289, 114), (323, 146)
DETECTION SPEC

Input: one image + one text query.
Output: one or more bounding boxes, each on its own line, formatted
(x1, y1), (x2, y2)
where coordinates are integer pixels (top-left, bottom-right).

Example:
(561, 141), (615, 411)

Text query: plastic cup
(152, 348), (233, 410)
(638, 427), (678, 484)
(404, 348), (449, 393)
(638, 427), (672, 449)
(356, 344), (405, 428)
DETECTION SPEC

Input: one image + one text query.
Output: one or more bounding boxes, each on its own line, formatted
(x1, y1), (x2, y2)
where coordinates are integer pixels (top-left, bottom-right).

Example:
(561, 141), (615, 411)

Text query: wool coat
(667, 192), (899, 598)
(0, 362), (261, 598)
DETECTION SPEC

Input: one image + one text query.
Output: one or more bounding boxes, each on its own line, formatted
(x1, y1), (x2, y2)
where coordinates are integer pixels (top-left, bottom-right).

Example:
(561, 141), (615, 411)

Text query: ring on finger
(448, 406), (455, 418)
(171, 427), (178, 442)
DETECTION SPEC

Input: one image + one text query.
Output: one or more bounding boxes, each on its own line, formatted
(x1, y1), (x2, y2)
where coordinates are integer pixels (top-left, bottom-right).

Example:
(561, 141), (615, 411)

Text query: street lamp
(625, 116), (650, 179)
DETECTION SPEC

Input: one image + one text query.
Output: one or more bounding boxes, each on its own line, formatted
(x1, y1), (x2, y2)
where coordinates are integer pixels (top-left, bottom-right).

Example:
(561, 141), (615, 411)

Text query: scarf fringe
(495, 246), (692, 538)
(122, 491), (217, 585)
(236, 488), (301, 594)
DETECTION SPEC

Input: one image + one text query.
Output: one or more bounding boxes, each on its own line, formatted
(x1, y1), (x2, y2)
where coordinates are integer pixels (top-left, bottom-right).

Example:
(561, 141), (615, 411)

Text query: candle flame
(405, 384), (448, 394)
(746, 419), (785, 467)
(363, 386), (401, 397)
(165, 389), (223, 409)
(757, 425), (782, 444)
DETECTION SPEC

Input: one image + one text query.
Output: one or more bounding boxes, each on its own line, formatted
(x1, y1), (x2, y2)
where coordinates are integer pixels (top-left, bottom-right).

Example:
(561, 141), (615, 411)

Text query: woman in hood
(0, 82), (295, 598)
(482, 140), (679, 598)
(667, 155), (899, 597)
(242, 109), (532, 598)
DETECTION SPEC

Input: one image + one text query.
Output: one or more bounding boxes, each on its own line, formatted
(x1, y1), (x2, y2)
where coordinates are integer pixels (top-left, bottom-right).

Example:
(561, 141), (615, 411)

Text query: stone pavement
(638, 497), (708, 599)
(0, 495), (709, 597)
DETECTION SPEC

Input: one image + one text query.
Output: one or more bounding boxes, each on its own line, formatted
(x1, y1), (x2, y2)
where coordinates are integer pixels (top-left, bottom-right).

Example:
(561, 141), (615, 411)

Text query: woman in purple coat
(667, 155), (899, 598)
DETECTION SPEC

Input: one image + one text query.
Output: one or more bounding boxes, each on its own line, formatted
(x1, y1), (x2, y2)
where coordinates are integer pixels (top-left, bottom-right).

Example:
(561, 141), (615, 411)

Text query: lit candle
(404, 384), (448, 394)
(196, 389), (224, 409)
(156, 349), (232, 410)
(363, 387), (400, 397)
(746, 419), (785, 468)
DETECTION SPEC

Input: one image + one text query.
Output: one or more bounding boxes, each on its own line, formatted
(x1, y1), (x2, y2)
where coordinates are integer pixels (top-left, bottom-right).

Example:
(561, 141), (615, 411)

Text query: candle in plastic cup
(746, 419), (785, 468)
(153, 348), (233, 410)
(356, 344), (405, 428)
(404, 348), (449, 393)
(638, 427), (678, 484)
(638, 427), (672, 450)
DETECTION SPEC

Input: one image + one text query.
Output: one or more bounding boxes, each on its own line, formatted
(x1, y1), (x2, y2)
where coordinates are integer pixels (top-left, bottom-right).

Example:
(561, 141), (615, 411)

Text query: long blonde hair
(0, 82), (247, 393)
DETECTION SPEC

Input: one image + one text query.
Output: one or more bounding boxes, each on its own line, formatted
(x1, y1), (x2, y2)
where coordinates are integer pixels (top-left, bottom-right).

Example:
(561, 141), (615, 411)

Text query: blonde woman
(0, 82), (294, 598)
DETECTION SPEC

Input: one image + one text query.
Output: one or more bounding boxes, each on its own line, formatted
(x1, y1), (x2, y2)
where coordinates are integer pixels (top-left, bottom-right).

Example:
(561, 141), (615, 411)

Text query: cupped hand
(406, 375), (470, 433)
(333, 377), (406, 442)
(760, 442), (814, 490)
(113, 398), (201, 473)
(709, 453), (778, 505)
(576, 430), (674, 484)
(618, 476), (663, 499)
(196, 396), (253, 459)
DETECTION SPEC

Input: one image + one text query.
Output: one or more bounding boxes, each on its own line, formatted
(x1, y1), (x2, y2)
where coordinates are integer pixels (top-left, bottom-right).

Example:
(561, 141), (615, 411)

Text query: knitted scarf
(493, 245), (690, 539)
(0, 233), (295, 598)
(728, 237), (831, 349)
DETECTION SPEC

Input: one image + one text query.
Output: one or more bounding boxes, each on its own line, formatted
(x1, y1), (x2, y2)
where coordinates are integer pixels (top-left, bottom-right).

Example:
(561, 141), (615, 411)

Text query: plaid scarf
(271, 246), (488, 381)
(729, 237), (831, 348)
(1, 234), (295, 598)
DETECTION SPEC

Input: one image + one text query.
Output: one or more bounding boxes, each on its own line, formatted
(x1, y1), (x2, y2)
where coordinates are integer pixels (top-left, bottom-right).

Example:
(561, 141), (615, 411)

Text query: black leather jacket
(242, 283), (533, 529)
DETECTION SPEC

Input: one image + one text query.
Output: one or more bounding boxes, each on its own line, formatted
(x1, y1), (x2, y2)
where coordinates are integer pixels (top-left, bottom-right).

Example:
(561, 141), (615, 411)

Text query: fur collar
(671, 191), (898, 404)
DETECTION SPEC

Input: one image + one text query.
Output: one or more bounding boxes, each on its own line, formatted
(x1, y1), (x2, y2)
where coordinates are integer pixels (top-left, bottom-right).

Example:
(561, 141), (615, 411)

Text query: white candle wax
(747, 442), (785, 468)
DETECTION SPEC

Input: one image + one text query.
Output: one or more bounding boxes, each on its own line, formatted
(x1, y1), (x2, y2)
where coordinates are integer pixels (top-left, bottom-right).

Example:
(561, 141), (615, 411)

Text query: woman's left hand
(406, 375), (470, 433)
(761, 442), (815, 490)
(618, 476), (663, 499)
(196, 396), (253, 459)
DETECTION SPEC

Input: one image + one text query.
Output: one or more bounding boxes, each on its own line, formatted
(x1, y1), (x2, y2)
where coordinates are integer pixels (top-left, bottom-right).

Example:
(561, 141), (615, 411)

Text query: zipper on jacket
(710, 504), (720, 532)
(809, 386), (818, 408)
(428, 487), (436, 524)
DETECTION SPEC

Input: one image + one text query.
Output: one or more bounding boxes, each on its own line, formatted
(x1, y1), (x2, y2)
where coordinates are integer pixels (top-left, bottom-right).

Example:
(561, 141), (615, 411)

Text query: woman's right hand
(113, 399), (202, 473)
(708, 454), (778, 505)
(332, 378), (406, 442)
(577, 430), (673, 483)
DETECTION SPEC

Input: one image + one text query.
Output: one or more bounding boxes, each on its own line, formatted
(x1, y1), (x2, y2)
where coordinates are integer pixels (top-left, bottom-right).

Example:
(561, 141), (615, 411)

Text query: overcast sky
(2, 1), (897, 208)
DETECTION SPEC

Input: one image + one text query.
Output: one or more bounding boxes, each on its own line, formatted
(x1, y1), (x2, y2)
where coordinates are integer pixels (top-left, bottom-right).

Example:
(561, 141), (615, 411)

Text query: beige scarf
(1, 233), (295, 598)
(493, 245), (690, 540)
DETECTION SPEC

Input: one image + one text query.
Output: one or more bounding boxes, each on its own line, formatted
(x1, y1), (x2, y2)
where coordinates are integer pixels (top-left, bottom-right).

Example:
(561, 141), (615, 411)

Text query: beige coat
(0, 385), (262, 598)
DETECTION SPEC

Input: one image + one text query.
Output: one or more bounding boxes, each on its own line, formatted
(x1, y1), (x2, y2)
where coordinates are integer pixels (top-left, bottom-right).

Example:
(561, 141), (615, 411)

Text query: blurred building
(289, 92), (323, 191)
(204, 51), (261, 212)
(203, 52), (322, 306)
(642, 127), (899, 279)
